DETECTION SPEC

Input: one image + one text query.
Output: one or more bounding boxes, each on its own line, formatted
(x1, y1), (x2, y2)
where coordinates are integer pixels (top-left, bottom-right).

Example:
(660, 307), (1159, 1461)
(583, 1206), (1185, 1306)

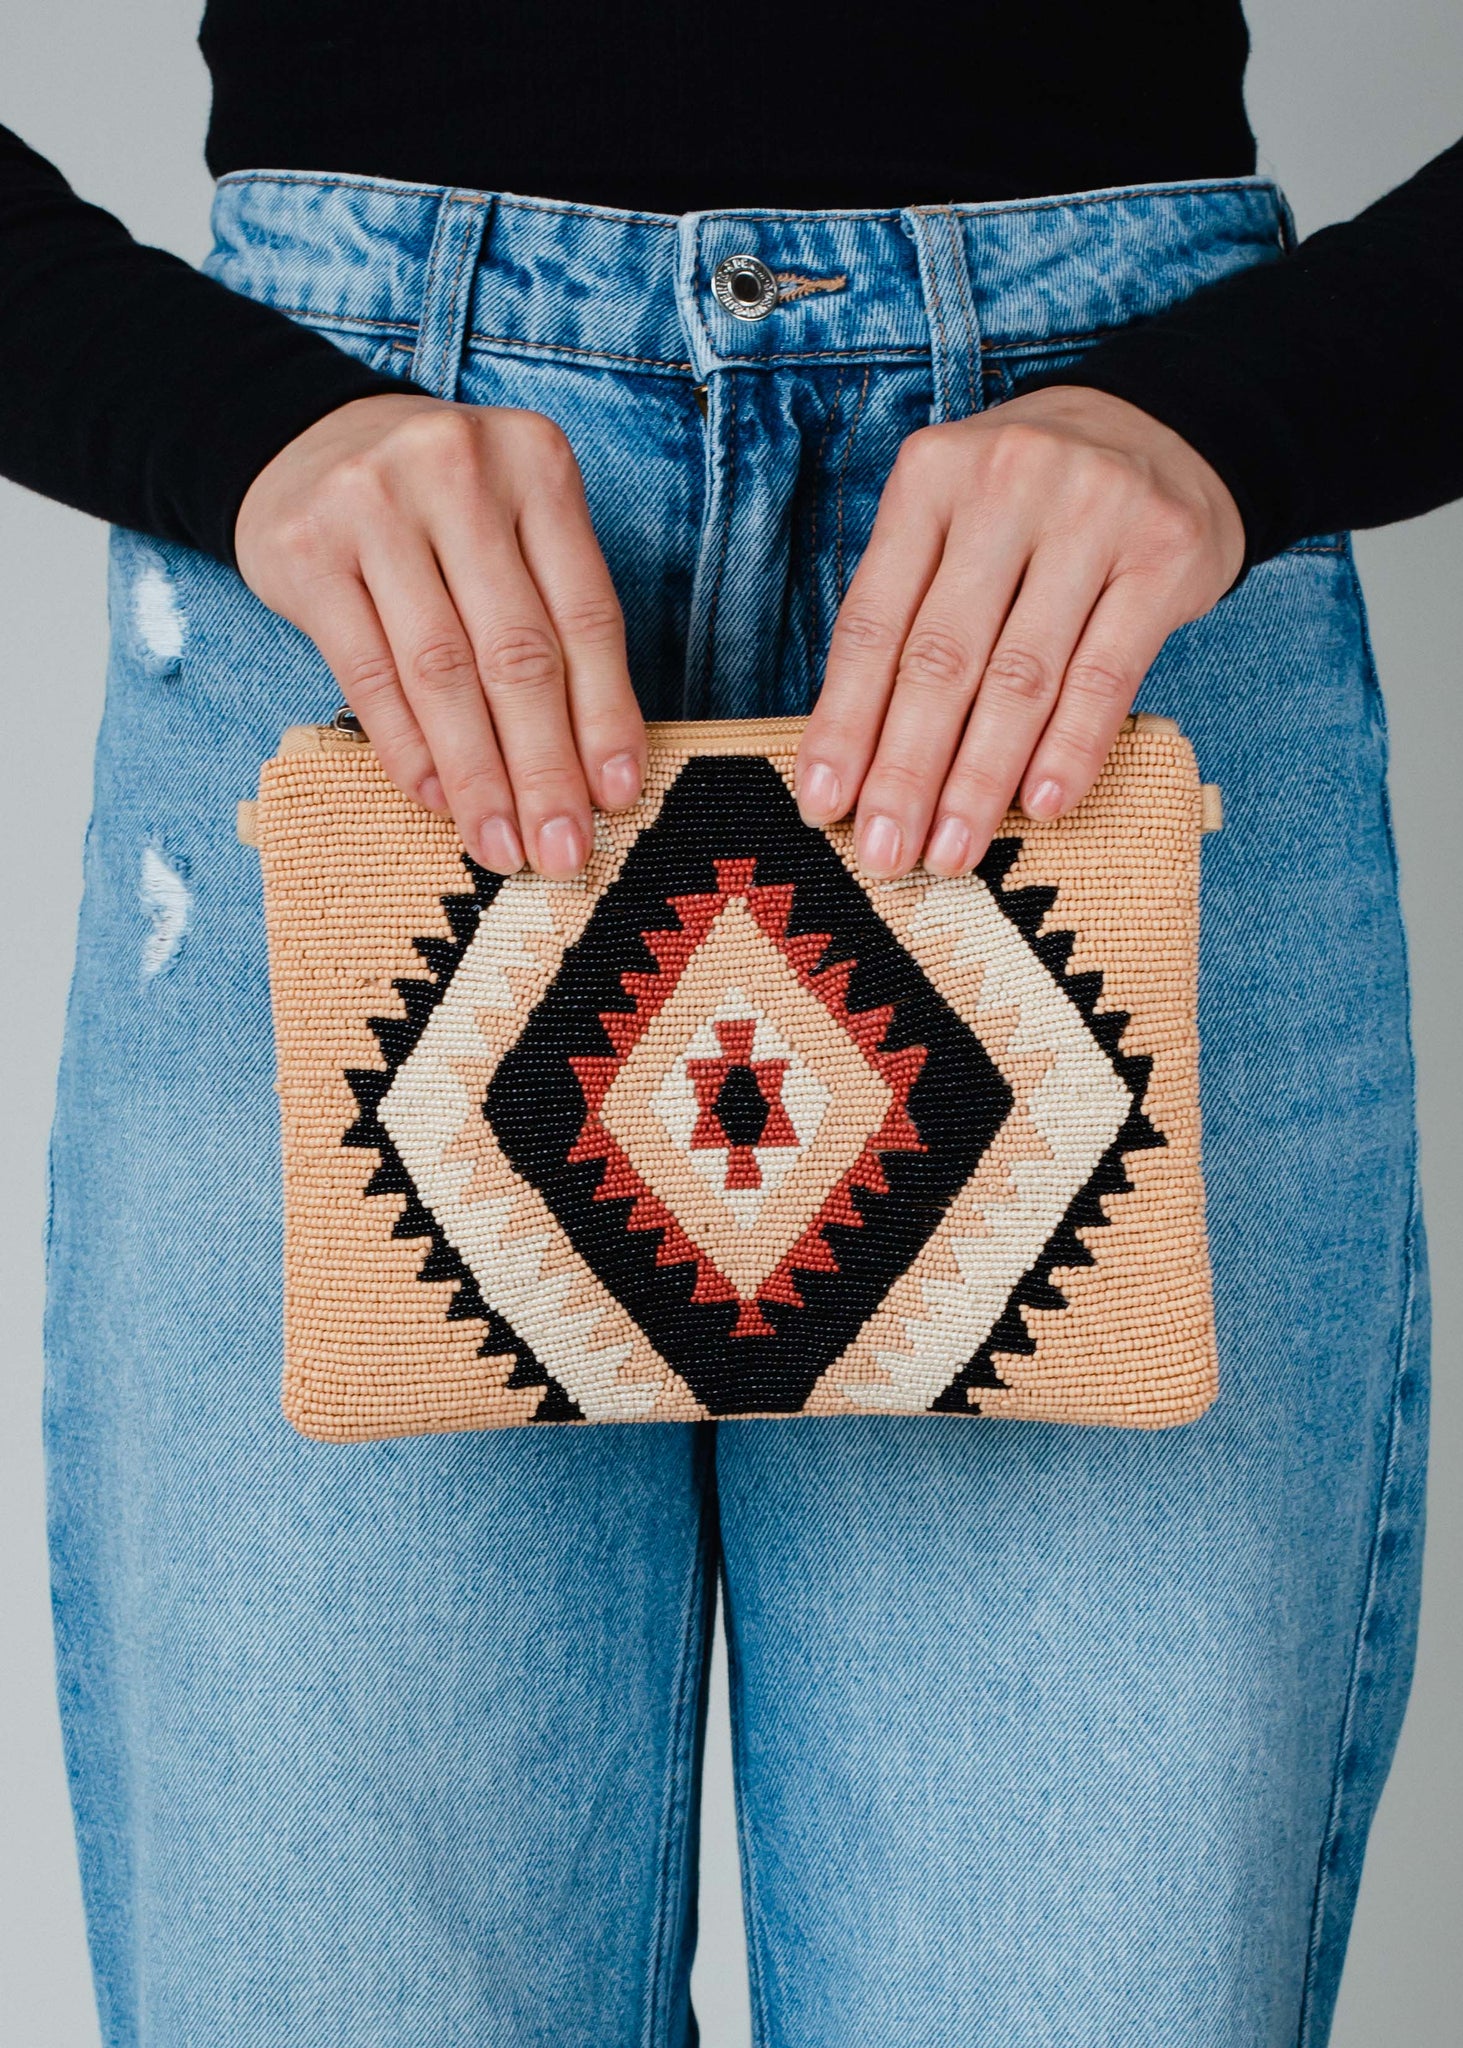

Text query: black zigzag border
(341, 858), (584, 1424)
(340, 834), (1165, 1426)
(930, 836), (1167, 1415)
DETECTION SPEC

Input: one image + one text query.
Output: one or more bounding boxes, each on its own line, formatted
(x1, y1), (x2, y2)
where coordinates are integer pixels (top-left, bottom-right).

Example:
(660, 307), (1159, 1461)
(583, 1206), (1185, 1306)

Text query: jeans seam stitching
(835, 365), (873, 600)
(723, 1580), (776, 2048)
(684, 217), (719, 369)
(986, 324), (1122, 354)
(1295, 1157), (1423, 2046)
(602, 178), (1270, 227)
(642, 1436), (716, 2048)
(276, 305), (420, 337)
(467, 333), (694, 371)
(808, 367), (848, 674)
(699, 375), (740, 703)
(712, 345), (929, 364)
(216, 171), (675, 228)
(216, 169), (468, 201)
(215, 173), (1279, 239)
(951, 178), (1276, 222)
(479, 194), (679, 227)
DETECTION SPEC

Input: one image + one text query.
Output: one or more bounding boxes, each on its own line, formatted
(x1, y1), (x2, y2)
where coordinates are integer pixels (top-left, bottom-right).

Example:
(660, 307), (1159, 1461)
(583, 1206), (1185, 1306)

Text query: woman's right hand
(235, 392), (645, 878)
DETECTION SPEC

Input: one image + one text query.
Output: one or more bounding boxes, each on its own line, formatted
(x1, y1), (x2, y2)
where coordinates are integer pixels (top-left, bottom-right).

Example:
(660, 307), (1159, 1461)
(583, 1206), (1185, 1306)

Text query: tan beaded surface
(255, 715), (1216, 1438)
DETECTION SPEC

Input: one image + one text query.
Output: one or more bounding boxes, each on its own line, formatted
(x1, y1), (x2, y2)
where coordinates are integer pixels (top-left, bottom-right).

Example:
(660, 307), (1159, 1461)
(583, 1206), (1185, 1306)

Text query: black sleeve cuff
(1017, 329), (1300, 572)
(159, 322), (425, 569)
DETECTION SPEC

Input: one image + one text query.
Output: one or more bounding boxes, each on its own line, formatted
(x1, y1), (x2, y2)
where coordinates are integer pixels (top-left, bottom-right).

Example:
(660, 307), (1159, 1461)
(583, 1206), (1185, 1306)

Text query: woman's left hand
(795, 385), (1245, 876)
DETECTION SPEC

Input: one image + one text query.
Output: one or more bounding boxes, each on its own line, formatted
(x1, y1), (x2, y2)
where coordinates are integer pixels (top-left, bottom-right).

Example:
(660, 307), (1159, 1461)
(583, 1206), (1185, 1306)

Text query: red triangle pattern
(567, 858), (927, 1339)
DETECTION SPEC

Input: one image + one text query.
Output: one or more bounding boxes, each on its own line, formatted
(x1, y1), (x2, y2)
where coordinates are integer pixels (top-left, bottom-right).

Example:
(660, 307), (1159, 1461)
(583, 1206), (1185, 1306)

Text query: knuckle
(328, 451), (393, 516)
(1067, 440), (1122, 486)
(505, 758), (579, 804)
(830, 606), (902, 662)
(339, 648), (400, 702)
(398, 402), (480, 466)
(555, 592), (624, 648)
(945, 762), (1012, 813)
(372, 732), (423, 778)
(446, 761), (510, 809)
(515, 410), (578, 476)
(1048, 449), (1127, 523)
(518, 408), (572, 452)
(478, 622), (564, 693)
(891, 421), (968, 486)
(894, 423), (945, 472)
(1062, 654), (1134, 705)
(1147, 498), (1207, 556)
(407, 633), (477, 696)
(864, 756), (936, 806)
(983, 418), (1052, 476)
(272, 507), (335, 568)
(798, 715), (864, 768)
(980, 642), (1056, 704)
(898, 625), (973, 693)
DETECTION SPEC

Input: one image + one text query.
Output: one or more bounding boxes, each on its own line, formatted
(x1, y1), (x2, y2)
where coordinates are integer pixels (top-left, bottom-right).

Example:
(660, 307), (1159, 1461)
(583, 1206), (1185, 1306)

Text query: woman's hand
(796, 386), (1244, 876)
(236, 392), (644, 878)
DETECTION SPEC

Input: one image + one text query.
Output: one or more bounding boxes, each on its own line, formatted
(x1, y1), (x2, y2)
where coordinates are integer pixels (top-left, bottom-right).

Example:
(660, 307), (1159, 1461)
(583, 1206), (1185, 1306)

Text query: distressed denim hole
(132, 562), (185, 670)
(140, 846), (191, 977)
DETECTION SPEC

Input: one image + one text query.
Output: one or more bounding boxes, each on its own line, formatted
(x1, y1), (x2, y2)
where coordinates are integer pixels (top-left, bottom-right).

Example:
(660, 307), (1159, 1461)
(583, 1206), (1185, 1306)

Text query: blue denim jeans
(45, 172), (1428, 2047)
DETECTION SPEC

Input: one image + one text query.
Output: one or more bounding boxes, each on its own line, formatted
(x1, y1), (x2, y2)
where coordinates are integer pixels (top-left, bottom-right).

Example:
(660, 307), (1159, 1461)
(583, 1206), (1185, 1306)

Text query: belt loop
(409, 191), (494, 399)
(903, 206), (985, 424)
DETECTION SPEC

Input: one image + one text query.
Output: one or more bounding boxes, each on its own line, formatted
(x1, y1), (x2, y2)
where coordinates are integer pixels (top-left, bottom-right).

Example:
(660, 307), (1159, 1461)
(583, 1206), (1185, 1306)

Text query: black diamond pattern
(483, 756), (1012, 1415)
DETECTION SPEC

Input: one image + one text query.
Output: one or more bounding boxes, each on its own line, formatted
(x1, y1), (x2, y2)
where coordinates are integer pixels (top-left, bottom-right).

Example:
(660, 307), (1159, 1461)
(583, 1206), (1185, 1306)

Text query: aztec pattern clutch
(240, 713), (1221, 1439)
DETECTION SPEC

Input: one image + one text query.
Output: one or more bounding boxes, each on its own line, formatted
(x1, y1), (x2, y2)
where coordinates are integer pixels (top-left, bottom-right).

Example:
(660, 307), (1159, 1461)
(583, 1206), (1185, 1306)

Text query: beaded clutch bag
(240, 713), (1221, 1440)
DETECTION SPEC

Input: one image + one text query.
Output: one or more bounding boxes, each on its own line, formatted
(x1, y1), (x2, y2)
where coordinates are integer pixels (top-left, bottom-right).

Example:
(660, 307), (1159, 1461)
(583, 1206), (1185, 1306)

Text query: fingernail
(1025, 778), (1064, 821)
(925, 816), (972, 875)
(599, 751), (642, 809)
(536, 815), (586, 877)
(420, 774), (446, 813)
(799, 761), (842, 823)
(476, 817), (524, 873)
(859, 814), (903, 876)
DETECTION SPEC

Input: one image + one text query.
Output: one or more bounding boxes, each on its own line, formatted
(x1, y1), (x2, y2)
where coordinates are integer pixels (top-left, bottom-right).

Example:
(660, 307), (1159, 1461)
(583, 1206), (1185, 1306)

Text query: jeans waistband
(206, 170), (1289, 399)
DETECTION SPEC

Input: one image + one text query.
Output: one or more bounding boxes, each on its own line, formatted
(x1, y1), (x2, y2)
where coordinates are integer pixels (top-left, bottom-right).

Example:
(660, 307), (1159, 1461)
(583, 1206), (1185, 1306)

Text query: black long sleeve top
(2, 1), (1461, 570)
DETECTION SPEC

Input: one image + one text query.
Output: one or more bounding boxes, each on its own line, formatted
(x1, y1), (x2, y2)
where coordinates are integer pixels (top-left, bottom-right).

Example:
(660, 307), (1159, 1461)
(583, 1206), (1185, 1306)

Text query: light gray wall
(1, 6), (1458, 2042)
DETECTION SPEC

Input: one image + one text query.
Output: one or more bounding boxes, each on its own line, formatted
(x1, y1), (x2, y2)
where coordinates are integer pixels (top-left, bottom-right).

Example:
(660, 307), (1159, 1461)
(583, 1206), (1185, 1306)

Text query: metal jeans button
(712, 253), (779, 321)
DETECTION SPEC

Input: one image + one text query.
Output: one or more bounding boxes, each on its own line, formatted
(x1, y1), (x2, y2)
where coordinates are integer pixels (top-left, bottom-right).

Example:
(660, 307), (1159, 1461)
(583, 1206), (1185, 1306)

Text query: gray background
(1, 4), (1458, 2040)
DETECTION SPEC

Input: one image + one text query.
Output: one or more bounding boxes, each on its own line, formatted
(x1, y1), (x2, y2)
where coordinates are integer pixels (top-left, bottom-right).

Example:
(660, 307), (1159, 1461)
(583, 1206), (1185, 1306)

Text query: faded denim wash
(44, 171), (1428, 2047)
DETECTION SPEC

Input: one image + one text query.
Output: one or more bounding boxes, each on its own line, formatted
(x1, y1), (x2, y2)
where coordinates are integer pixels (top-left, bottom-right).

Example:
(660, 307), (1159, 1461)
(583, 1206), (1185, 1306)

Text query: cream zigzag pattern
(821, 871), (1132, 1412)
(379, 868), (701, 1422)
